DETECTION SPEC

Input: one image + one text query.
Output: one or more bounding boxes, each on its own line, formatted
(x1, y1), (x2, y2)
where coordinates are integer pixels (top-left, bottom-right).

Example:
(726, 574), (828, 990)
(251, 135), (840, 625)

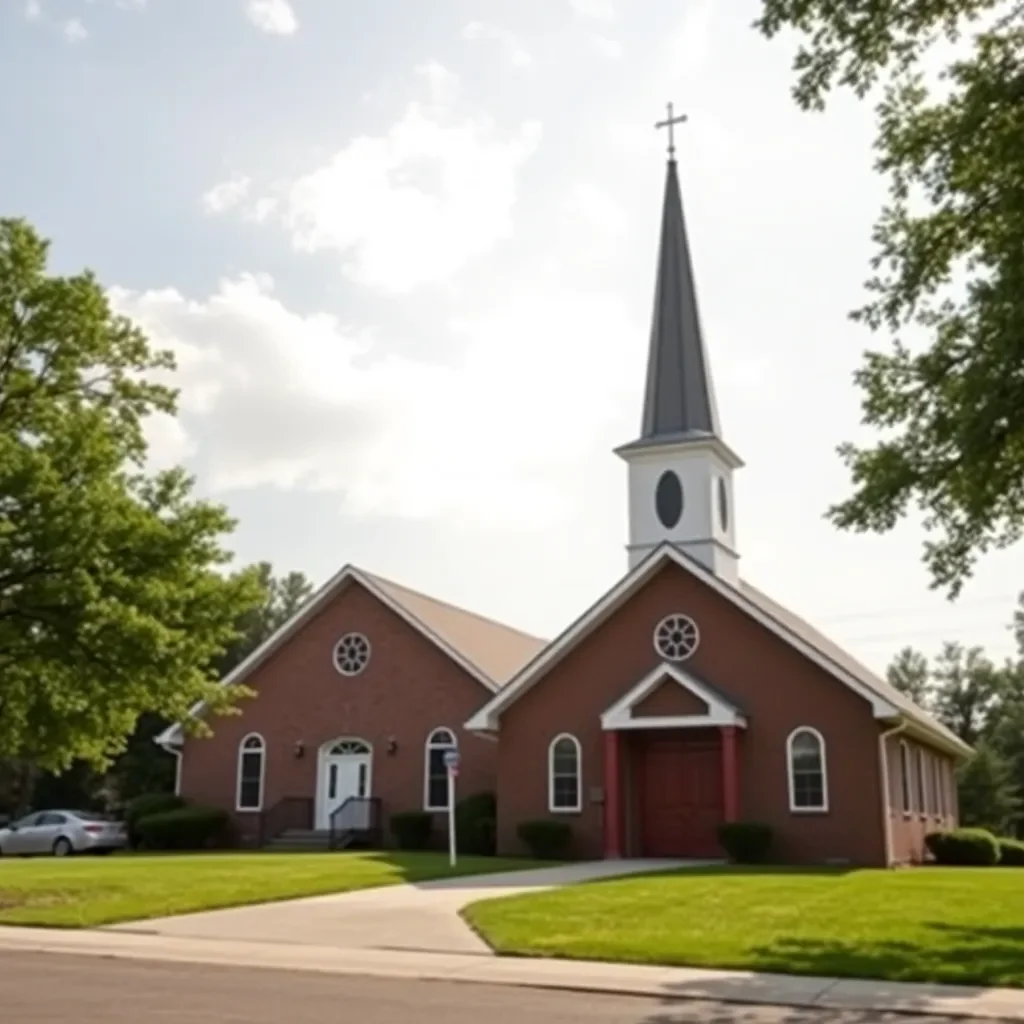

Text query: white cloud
(209, 63), (542, 293)
(590, 35), (623, 60)
(244, 0), (297, 35)
(569, 0), (615, 21)
(62, 17), (88, 41)
(201, 176), (252, 214)
(462, 21), (533, 68)
(24, 0), (42, 19)
(111, 266), (636, 529)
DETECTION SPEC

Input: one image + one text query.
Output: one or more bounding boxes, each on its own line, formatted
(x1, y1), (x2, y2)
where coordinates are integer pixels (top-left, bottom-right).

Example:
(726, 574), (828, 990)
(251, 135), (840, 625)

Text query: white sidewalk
(0, 924), (1020, 1020)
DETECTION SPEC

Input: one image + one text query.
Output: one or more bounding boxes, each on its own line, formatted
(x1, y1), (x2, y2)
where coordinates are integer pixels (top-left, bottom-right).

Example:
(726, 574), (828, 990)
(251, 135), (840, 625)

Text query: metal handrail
(328, 796), (381, 850)
(257, 795), (313, 846)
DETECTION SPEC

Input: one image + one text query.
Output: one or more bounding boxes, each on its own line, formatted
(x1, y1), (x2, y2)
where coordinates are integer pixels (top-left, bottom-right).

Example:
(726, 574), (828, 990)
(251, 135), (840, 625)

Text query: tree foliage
(886, 591), (1024, 833)
(886, 645), (932, 704)
(0, 218), (263, 772)
(8, 564), (314, 813)
(757, 1), (1024, 596)
(214, 562), (314, 677)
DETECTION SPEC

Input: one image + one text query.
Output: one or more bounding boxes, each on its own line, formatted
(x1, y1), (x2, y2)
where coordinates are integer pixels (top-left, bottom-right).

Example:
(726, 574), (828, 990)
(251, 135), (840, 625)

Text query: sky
(3, 0), (1024, 676)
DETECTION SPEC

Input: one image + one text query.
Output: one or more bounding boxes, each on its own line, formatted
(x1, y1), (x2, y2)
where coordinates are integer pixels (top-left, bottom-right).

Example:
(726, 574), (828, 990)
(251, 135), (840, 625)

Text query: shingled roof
(362, 571), (547, 686)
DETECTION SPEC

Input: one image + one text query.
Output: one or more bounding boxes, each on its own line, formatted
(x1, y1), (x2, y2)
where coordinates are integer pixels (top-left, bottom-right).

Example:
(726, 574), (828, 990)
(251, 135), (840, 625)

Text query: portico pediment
(601, 662), (746, 731)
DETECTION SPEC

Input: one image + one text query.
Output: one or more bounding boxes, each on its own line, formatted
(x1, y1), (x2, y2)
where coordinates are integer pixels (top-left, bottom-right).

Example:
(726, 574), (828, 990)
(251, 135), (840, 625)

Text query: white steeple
(615, 126), (743, 584)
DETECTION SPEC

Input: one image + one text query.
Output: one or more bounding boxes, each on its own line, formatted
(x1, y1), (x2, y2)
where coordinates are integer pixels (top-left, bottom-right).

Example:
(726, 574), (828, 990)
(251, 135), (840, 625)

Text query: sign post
(444, 749), (460, 868)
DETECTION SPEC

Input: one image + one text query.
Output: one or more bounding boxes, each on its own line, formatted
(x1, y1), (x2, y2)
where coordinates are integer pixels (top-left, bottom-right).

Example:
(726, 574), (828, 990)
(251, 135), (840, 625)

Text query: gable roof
(736, 581), (967, 753)
(157, 565), (547, 748)
(465, 543), (972, 758)
(361, 571), (548, 686)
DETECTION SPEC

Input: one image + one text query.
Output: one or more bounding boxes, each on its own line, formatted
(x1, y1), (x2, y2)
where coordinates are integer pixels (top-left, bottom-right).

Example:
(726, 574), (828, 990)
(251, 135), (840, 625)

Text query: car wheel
(52, 837), (74, 857)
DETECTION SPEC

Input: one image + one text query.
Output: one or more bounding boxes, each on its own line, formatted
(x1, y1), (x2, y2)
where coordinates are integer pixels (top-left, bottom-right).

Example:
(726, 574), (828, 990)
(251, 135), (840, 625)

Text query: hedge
(124, 792), (186, 848)
(998, 837), (1024, 865)
(925, 827), (1000, 866)
(390, 810), (433, 850)
(455, 791), (496, 856)
(517, 819), (571, 859)
(717, 821), (774, 863)
(135, 805), (228, 850)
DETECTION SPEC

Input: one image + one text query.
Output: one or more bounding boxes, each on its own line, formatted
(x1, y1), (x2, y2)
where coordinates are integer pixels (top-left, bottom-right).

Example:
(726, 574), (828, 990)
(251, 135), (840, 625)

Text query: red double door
(637, 733), (724, 858)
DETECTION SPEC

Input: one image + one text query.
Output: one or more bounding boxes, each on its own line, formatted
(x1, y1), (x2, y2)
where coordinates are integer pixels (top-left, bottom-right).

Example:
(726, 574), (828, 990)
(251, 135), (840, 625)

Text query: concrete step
(264, 841), (332, 852)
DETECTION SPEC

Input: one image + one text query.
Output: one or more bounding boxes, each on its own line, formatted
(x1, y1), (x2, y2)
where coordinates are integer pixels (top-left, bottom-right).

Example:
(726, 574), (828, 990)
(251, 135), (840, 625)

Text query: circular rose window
(653, 614), (700, 661)
(333, 633), (371, 676)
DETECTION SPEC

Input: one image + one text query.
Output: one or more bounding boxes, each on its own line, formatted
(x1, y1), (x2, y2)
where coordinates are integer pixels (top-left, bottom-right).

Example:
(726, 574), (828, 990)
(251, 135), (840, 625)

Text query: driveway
(109, 859), (696, 954)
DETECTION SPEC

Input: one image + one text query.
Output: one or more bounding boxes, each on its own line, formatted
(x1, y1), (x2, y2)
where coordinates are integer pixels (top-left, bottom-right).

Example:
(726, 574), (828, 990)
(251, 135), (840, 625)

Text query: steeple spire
(615, 108), (742, 582)
(640, 116), (721, 444)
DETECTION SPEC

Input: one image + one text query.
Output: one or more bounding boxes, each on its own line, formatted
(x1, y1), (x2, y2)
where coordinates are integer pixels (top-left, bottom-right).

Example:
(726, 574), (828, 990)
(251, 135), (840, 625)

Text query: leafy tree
(215, 563), (314, 676)
(989, 681), (1024, 836)
(886, 645), (932, 705)
(929, 641), (1005, 745)
(757, 1), (1024, 596)
(957, 740), (1022, 834)
(0, 218), (263, 772)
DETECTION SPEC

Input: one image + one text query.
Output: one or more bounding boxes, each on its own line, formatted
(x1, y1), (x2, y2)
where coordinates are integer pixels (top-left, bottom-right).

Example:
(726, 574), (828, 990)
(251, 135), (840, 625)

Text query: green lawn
(0, 851), (546, 928)
(463, 865), (1024, 988)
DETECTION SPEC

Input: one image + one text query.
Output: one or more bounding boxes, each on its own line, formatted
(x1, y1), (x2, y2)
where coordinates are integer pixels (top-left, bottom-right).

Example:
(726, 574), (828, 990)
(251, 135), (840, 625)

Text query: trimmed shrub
(125, 792), (186, 848)
(456, 791), (497, 856)
(136, 806), (228, 851)
(998, 837), (1024, 865)
(717, 821), (774, 863)
(517, 819), (572, 860)
(925, 828), (1000, 866)
(390, 811), (433, 851)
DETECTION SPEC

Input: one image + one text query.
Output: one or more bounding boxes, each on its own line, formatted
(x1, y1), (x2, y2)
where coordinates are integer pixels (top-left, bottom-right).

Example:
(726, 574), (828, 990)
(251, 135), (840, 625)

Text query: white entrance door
(317, 740), (372, 830)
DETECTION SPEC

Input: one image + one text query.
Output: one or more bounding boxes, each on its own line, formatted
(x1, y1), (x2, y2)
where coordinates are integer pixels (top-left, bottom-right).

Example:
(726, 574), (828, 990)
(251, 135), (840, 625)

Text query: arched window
(424, 728), (458, 811)
(236, 733), (265, 812)
(548, 734), (581, 813)
(786, 727), (828, 812)
(899, 740), (912, 813)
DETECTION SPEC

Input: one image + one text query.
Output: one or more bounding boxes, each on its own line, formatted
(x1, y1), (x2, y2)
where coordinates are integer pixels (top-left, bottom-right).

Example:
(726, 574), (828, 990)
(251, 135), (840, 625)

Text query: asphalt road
(0, 951), (1004, 1024)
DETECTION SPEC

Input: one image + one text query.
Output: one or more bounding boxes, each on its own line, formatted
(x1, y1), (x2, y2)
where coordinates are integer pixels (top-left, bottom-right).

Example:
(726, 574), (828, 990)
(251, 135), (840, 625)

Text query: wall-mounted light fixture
(387, 736), (398, 756)
(293, 740), (305, 759)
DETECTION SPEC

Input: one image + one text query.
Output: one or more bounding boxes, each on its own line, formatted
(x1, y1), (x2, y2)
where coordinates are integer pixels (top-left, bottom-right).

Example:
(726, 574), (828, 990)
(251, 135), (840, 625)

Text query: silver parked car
(0, 810), (128, 857)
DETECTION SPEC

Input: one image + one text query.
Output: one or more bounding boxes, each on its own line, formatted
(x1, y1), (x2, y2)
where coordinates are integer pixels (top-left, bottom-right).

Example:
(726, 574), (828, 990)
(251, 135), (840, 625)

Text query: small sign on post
(444, 749), (461, 868)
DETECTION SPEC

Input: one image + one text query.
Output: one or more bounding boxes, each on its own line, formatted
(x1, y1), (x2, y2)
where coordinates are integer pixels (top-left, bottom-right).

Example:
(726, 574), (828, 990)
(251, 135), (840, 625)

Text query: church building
(159, 143), (970, 867)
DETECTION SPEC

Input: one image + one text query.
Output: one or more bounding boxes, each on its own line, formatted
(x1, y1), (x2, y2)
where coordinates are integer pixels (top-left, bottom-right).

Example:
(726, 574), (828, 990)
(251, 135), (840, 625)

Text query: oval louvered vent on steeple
(655, 470), (683, 529)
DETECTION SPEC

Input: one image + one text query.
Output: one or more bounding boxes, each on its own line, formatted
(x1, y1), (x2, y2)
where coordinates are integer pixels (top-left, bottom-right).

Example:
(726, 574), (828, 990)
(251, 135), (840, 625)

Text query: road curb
(0, 927), (1020, 1021)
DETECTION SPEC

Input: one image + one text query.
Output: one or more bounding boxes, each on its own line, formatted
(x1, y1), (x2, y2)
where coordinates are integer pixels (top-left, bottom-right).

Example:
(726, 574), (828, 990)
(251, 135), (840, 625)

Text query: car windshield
(70, 811), (113, 822)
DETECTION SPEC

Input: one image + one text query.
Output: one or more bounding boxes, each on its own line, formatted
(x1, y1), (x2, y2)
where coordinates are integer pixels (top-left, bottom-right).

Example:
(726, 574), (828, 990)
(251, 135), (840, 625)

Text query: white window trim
(423, 727), (458, 812)
(236, 732), (266, 813)
(899, 740), (912, 815)
(548, 733), (582, 814)
(916, 747), (928, 816)
(786, 726), (829, 814)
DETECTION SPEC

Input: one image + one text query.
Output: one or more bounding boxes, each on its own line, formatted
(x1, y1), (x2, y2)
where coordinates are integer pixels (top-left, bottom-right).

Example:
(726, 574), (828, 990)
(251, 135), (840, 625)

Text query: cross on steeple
(655, 102), (688, 160)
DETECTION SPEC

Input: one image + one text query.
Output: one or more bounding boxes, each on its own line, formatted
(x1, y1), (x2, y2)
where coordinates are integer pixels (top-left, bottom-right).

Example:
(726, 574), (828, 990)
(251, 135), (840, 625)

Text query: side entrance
(316, 738), (372, 830)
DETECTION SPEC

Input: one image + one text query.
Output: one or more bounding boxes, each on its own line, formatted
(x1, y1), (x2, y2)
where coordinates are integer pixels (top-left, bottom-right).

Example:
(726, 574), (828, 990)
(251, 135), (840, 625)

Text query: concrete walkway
(108, 859), (693, 954)
(0, 925), (1020, 1021)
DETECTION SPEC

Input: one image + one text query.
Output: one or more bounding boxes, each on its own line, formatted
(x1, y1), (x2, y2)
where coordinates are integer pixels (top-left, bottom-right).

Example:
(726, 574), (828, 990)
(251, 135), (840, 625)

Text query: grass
(0, 851), (547, 928)
(463, 865), (1024, 988)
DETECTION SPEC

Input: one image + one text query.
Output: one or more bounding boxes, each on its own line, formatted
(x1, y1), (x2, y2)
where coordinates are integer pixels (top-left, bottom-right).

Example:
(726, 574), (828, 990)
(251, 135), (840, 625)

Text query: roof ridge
(361, 570), (548, 644)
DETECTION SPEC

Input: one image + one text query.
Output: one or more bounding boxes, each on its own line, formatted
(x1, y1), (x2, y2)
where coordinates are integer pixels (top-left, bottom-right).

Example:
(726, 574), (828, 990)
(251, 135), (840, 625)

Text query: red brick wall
(178, 580), (498, 845)
(495, 562), (889, 865)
